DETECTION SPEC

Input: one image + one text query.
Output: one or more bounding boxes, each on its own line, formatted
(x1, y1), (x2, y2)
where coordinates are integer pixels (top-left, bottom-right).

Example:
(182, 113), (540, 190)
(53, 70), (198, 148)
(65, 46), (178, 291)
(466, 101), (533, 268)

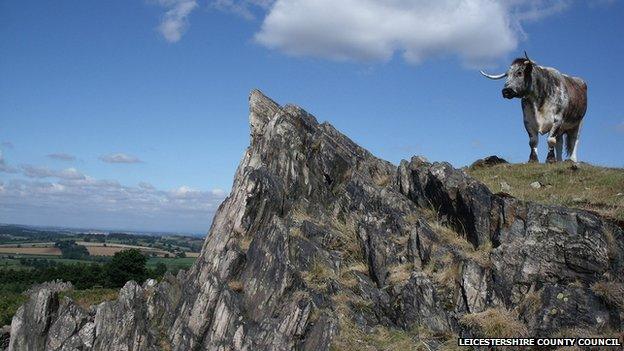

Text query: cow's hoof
(546, 150), (556, 163)
(528, 153), (538, 163)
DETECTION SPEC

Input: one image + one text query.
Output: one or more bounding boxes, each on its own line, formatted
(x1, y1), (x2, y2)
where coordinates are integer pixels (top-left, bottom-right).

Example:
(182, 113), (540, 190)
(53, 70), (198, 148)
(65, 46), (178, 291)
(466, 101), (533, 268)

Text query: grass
(460, 307), (528, 338)
(330, 295), (421, 351)
(302, 258), (337, 291)
(467, 162), (624, 222)
(59, 288), (119, 309)
(591, 281), (624, 309)
(227, 280), (244, 293)
(329, 295), (459, 351)
(419, 207), (492, 268)
(0, 255), (196, 272)
(0, 241), (200, 258)
(0, 291), (28, 325)
(330, 218), (364, 264)
(387, 263), (414, 286)
(146, 257), (196, 271)
(0, 246), (61, 255)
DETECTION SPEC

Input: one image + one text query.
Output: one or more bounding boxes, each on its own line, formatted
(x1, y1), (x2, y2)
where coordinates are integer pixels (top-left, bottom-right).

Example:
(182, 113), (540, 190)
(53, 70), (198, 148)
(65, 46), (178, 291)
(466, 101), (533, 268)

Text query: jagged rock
(8, 90), (624, 350)
(25, 281), (73, 296)
(469, 155), (509, 169)
(1, 325), (10, 350)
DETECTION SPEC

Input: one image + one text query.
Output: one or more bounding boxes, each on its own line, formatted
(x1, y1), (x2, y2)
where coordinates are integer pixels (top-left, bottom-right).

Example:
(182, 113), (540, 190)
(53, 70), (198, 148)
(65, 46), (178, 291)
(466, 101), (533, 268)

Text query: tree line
(0, 249), (167, 293)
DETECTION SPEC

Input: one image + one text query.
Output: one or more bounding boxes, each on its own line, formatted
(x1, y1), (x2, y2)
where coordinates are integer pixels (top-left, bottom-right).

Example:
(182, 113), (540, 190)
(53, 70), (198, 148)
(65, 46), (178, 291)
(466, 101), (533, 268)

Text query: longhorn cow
(481, 52), (587, 163)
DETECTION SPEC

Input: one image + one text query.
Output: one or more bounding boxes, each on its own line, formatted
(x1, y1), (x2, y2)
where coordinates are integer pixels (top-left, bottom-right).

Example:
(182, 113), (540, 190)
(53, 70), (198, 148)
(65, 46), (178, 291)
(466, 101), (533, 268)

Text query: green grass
(59, 288), (119, 309)
(467, 162), (624, 222)
(0, 254), (196, 271)
(147, 257), (195, 271)
(0, 255), (102, 270)
(0, 291), (28, 325)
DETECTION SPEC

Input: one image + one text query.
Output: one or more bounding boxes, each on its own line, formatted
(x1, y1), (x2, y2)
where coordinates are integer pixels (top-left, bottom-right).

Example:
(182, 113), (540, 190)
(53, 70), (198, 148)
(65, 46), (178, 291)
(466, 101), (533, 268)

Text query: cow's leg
(566, 125), (581, 163)
(555, 135), (564, 162)
(528, 133), (539, 163)
(546, 116), (563, 163)
(522, 101), (539, 163)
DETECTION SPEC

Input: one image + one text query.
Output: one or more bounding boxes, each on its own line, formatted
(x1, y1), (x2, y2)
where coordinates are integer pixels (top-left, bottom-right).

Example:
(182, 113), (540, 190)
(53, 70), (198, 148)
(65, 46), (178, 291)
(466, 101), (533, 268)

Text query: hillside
(4, 91), (624, 351)
(467, 162), (624, 225)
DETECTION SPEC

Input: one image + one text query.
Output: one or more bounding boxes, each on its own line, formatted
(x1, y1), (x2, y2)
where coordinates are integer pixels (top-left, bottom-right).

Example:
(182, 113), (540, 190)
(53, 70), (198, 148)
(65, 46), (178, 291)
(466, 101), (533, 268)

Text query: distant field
(76, 242), (174, 257)
(1, 254), (197, 271)
(147, 257), (196, 270)
(0, 242), (200, 258)
(0, 246), (61, 255)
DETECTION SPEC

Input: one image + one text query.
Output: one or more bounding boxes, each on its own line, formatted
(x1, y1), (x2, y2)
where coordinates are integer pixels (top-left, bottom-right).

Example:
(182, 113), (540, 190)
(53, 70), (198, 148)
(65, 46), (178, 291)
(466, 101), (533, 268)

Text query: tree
(103, 249), (148, 288)
(55, 240), (90, 259)
(154, 262), (167, 277)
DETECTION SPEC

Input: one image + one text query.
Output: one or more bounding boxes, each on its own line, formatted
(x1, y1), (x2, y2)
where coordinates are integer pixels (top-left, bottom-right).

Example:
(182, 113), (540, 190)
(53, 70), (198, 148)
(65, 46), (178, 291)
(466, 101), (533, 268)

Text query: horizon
(2, 0), (623, 233)
(0, 222), (204, 237)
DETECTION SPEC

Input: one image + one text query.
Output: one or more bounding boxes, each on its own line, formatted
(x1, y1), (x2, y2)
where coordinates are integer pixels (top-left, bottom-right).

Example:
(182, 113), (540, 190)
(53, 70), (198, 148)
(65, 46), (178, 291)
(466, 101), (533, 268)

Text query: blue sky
(1, 0), (623, 233)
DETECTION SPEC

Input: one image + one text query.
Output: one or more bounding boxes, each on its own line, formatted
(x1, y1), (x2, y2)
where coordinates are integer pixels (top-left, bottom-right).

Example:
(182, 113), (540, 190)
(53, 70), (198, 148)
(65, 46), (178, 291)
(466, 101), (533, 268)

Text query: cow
(481, 52), (587, 163)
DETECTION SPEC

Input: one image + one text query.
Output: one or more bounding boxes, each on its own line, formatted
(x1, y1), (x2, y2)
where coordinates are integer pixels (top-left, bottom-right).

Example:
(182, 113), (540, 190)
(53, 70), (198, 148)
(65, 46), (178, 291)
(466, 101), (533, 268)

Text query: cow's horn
(480, 71), (507, 80)
(524, 51), (531, 62)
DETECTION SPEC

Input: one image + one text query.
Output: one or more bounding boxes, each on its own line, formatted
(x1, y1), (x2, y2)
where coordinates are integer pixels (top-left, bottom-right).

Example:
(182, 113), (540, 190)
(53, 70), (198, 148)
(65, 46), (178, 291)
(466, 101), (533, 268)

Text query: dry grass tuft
(374, 174), (392, 188)
(239, 235), (252, 252)
(329, 292), (460, 351)
(302, 258), (337, 291)
(420, 208), (492, 267)
(60, 288), (119, 310)
(467, 162), (624, 222)
(517, 288), (542, 317)
(227, 280), (244, 293)
(387, 263), (414, 286)
(330, 218), (364, 263)
(460, 308), (528, 338)
(339, 262), (369, 289)
(591, 281), (624, 309)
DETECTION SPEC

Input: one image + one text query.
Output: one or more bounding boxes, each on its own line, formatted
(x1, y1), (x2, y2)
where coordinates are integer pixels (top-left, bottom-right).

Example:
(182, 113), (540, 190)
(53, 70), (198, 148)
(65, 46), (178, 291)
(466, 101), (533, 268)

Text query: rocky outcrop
(469, 155), (508, 169)
(8, 90), (624, 350)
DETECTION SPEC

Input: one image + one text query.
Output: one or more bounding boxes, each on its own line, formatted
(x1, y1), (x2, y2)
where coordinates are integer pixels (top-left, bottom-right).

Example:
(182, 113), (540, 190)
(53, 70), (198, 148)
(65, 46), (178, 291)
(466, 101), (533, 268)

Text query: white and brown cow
(481, 53), (587, 163)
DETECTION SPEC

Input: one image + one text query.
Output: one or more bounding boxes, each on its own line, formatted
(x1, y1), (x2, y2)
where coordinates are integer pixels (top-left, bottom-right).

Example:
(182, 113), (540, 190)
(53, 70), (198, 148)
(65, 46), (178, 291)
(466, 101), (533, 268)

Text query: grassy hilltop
(467, 161), (624, 224)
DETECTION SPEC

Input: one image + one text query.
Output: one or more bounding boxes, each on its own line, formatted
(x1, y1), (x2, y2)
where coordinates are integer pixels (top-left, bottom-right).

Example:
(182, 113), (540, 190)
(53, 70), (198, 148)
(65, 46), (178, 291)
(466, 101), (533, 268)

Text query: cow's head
(481, 52), (533, 99)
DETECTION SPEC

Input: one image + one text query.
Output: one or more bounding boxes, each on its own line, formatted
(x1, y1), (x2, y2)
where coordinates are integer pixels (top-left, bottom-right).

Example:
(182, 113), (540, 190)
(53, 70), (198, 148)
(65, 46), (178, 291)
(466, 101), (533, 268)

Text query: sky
(1, 0), (623, 234)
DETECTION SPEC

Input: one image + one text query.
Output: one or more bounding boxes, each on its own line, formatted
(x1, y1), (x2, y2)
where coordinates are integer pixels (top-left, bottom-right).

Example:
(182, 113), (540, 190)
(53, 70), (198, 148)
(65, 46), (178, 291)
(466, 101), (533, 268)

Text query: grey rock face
(8, 90), (624, 350)
(1, 325), (10, 350)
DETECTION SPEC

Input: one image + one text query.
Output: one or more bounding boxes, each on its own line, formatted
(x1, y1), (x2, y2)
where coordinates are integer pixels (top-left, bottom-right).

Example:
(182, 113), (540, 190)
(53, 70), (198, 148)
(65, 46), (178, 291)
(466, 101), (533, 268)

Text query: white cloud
(156, 0), (198, 43)
(255, 0), (523, 66)
(199, 0), (607, 66)
(20, 165), (87, 180)
(0, 176), (227, 233)
(0, 150), (18, 174)
(211, 0), (274, 20)
(99, 153), (143, 164)
(47, 153), (76, 161)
